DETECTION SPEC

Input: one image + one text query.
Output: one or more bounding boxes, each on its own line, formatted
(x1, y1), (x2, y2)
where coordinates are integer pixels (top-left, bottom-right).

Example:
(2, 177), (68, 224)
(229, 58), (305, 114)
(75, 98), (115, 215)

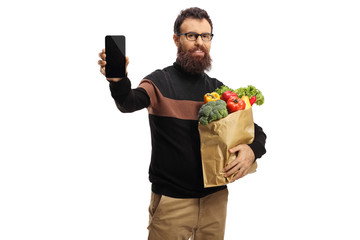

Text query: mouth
(192, 49), (205, 57)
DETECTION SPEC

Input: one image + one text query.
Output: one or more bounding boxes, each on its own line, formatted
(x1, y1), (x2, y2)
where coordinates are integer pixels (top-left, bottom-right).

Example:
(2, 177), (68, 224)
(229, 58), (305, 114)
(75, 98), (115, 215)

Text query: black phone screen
(105, 35), (126, 78)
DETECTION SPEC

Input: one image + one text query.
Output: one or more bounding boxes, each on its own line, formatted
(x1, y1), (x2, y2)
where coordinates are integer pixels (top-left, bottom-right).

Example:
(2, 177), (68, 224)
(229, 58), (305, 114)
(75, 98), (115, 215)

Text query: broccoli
(198, 100), (228, 125)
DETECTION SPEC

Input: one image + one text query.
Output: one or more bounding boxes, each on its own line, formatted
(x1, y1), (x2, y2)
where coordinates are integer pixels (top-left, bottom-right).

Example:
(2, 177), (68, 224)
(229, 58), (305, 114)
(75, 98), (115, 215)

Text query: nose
(195, 35), (204, 45)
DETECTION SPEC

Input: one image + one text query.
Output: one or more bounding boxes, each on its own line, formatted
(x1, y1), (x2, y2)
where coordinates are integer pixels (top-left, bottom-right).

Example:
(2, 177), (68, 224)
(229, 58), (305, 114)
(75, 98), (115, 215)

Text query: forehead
(180, 18), (212, 33)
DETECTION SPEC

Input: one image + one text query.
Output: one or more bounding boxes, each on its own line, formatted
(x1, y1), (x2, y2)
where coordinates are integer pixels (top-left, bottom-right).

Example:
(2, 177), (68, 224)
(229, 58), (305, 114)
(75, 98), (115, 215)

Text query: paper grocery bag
(198, 108), (257, 188)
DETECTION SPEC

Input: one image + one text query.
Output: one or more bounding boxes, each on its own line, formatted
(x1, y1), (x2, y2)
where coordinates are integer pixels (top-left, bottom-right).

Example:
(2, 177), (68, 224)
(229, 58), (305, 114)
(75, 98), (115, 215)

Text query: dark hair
(174, 7), (213, 34)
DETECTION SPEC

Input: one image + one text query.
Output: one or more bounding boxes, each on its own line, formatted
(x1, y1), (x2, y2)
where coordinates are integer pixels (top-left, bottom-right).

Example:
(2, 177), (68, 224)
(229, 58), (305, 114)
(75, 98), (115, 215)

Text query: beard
(176, 44), (212, 75)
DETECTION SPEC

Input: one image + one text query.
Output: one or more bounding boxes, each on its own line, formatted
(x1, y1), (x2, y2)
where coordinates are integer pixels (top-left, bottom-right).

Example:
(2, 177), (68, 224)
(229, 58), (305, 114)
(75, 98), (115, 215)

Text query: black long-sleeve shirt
(109, 62), (266, 198)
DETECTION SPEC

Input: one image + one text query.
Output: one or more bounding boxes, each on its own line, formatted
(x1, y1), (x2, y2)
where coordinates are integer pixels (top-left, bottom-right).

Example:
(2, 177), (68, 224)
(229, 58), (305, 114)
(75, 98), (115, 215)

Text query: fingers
(229, 144), (246, 154)
(224, 144), (253, 182)
(231, 167), (249, 182)
(229, 146), (241, 154)
(98, 59), (106, 76)
(98, 49), (106, 76)
(98, 59), (106, 67)
(223, 160), (245, 178)
(99, 49), (106, 60)
(224, 161), (249, 182)
(100, 66), (105, 76)
(223, 160), (238, 176)
(98, 49), (130, 77)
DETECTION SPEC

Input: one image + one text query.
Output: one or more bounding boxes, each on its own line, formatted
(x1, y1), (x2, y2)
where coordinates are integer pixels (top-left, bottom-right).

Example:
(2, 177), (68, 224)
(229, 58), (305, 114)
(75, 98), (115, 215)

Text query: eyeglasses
(177, 32), (214, 42)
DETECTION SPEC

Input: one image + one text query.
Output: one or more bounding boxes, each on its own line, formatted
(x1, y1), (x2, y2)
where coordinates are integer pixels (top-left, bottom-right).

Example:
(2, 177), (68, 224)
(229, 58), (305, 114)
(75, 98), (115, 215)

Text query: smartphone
(105, 35), (126, 78)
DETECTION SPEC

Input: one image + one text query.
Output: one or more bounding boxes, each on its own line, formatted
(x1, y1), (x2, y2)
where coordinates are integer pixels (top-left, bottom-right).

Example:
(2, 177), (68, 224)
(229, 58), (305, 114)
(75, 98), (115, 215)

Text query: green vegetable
(214, 85), (235, 97)
(215, 85), (265, 106)
(234, 85), (264, 106)
(198, 100), (228, 125)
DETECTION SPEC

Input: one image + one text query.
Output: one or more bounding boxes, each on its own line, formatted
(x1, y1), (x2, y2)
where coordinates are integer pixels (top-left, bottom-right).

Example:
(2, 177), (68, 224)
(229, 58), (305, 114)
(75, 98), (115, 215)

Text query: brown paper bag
(198, 108), (257, 188)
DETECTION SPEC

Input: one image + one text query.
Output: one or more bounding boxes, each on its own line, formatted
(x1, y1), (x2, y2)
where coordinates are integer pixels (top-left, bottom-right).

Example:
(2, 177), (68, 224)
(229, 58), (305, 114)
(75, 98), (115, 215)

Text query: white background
(1, 0), (359, 239)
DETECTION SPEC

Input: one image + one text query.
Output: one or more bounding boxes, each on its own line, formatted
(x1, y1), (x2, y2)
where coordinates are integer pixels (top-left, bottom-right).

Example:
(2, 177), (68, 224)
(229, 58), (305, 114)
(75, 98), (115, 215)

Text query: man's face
(174, 18), (212, 74)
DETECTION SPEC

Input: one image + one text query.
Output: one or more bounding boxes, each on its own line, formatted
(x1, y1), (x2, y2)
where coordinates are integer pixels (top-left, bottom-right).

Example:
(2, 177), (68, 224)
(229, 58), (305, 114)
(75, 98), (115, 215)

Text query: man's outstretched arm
(98, 49), (150, 113)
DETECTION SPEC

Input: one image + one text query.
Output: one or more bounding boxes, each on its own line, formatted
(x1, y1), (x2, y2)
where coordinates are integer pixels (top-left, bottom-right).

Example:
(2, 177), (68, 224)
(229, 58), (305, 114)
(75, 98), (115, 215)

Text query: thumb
(125, 56), (129, 66)
(229, 145), (242, 153)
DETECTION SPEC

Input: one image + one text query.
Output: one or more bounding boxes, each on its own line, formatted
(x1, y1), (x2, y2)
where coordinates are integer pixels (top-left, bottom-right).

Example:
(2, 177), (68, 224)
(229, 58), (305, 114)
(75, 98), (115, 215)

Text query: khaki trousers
(148, 188), (228, 240)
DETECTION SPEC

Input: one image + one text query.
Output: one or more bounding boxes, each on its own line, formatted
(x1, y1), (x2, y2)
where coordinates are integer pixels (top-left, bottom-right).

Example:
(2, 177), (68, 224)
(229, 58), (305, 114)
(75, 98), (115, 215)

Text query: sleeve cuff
(248, 140), (266, 160)
(109, 76), (131, 98)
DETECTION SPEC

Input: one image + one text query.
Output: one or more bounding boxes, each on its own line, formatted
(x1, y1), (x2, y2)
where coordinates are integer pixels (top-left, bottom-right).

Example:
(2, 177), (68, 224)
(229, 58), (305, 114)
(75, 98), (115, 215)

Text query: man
(98, 7), (266, 240)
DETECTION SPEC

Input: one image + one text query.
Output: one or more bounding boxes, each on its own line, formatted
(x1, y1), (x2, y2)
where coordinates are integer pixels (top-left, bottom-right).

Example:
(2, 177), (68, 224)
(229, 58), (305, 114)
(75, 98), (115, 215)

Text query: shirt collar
(173, 61), (205, 79)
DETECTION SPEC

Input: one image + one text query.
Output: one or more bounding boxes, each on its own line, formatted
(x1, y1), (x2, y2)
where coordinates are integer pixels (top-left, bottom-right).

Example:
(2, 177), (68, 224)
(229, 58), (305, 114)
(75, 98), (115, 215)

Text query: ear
(173, 34), (180, 48)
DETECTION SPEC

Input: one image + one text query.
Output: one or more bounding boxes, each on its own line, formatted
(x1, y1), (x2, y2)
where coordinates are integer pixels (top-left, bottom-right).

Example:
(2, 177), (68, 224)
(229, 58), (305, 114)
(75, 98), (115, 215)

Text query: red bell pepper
(249, 95), (257, 106)
(221, 91), (238, 102)
(227, 96), (246, 113)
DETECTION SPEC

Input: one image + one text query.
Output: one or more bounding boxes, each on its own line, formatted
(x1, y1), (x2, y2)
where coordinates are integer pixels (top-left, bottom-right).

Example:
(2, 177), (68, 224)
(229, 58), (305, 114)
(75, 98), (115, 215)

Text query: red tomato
(221, 91), (238, 102)
(227, 96), (246, 113)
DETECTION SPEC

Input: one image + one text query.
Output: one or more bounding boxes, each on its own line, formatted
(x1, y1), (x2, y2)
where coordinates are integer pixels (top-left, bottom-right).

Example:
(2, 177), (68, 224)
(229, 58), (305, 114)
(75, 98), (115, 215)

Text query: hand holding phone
(105, 35), (126, 78)
(98, 49), (129, 82)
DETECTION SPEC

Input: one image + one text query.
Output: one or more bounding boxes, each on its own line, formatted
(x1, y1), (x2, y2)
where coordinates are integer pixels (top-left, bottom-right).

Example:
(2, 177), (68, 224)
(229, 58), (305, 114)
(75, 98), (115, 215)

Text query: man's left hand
(222, 144), (255, 182)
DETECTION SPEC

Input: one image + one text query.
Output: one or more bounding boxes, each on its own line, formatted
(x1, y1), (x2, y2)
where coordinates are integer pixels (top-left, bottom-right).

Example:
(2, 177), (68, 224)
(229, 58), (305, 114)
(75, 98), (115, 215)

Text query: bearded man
(98, 7), (266, 240)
